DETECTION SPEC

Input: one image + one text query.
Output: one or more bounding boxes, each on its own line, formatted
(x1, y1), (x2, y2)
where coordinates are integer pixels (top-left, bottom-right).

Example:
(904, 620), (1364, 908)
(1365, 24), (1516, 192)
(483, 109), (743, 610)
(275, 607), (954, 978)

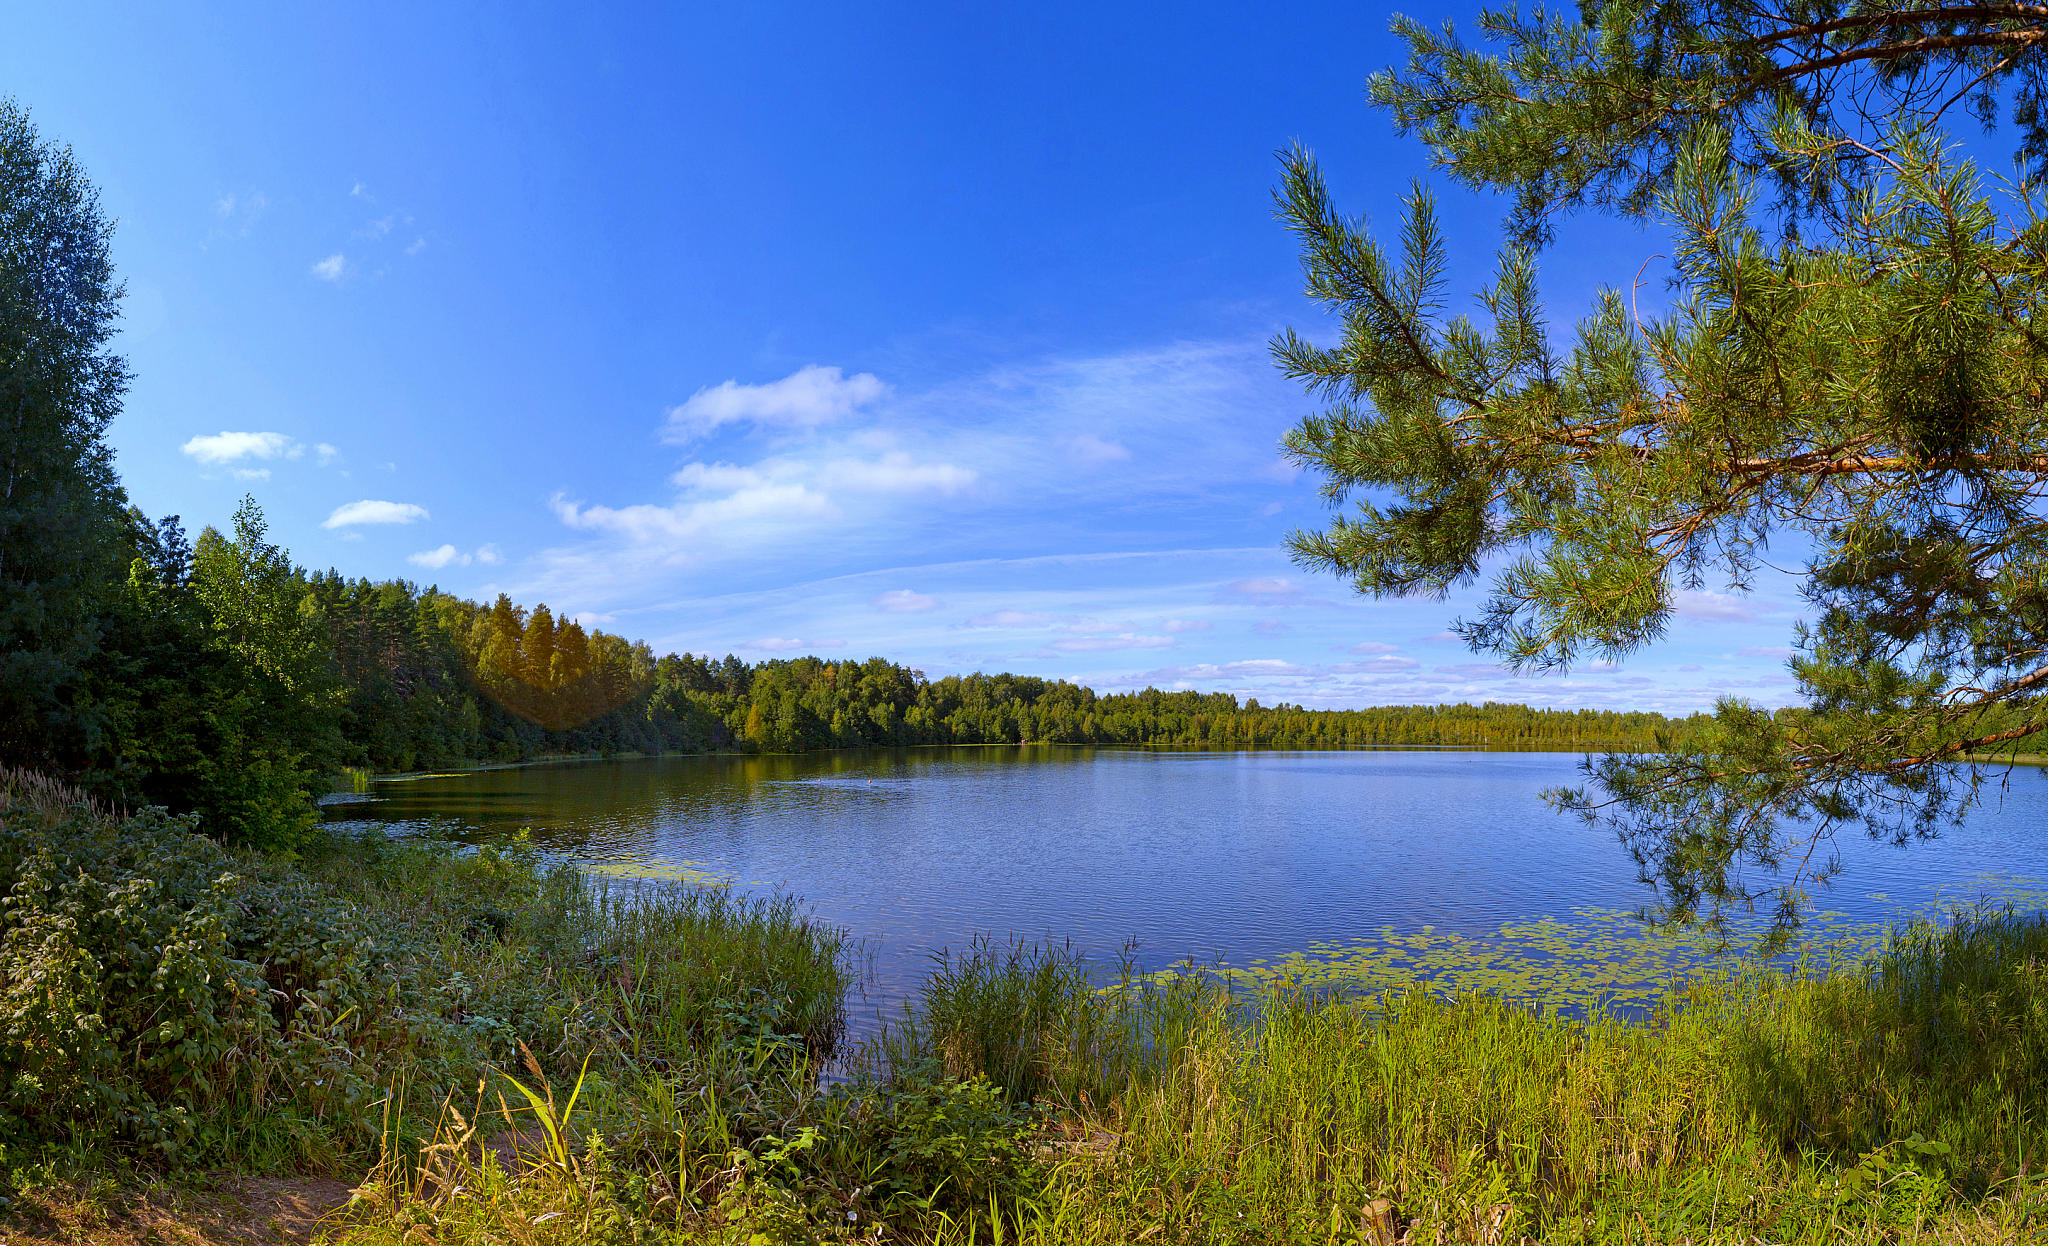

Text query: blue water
(323, 747), (2048, 1013)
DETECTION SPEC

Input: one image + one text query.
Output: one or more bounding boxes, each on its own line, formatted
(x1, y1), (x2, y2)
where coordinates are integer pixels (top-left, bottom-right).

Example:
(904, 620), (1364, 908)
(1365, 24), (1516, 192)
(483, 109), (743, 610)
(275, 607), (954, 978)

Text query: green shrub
(0, 801), (282, 1160)
(0, 797), (562, 1166)
(853, 1073), (1043, 1222)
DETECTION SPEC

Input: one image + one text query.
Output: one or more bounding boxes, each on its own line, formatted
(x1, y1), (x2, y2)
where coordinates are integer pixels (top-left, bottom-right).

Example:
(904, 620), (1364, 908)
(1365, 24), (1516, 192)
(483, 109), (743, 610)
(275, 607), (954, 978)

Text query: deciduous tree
(0, 101), (127, 771)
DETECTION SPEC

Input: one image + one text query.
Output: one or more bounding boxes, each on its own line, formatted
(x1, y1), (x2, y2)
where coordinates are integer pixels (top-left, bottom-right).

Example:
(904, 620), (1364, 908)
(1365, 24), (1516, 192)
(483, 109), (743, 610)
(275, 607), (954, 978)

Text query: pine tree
(1281, 2), (2048, 939)
(0, 100), (128, 770)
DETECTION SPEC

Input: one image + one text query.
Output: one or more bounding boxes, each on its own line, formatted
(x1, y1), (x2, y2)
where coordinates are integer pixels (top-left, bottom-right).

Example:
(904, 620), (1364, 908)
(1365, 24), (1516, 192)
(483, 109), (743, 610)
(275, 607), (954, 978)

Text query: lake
(322, 746), (2048, 1019)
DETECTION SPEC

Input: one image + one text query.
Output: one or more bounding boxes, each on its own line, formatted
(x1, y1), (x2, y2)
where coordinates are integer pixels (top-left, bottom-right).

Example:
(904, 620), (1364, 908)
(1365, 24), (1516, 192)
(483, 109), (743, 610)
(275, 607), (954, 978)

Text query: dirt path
(0, 1174), (358, 1246)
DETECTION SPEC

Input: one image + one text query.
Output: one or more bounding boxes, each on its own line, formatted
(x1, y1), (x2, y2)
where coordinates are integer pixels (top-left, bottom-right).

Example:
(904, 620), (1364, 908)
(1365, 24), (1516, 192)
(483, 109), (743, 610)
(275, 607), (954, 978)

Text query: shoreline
(342, 738), (1669, 788)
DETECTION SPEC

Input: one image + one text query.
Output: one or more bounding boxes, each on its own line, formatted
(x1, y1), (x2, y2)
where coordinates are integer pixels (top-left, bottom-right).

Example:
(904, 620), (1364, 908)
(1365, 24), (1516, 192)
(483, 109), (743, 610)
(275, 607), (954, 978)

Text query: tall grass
(330, 906), (2048, 1243)
(859, 937), (1212, 1111)
(959, 910), (2048, 1244)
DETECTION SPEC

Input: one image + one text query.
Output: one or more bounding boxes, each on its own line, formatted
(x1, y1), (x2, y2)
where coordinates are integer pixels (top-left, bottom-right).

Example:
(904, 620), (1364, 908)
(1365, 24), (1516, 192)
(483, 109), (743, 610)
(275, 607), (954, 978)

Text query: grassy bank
(6, 772), (2048, 1243)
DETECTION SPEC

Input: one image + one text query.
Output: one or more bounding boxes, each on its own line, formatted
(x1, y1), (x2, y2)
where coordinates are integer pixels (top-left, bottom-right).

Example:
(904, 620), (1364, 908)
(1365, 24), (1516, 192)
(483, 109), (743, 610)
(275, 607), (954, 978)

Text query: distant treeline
(310, 577), (1707, 765)
(30, 496), (1708, 852)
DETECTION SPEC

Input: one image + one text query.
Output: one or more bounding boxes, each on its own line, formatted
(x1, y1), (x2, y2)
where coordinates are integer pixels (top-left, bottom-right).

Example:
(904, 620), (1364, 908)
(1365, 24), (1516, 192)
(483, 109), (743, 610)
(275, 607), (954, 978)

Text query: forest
(30, 498), (1710, 855)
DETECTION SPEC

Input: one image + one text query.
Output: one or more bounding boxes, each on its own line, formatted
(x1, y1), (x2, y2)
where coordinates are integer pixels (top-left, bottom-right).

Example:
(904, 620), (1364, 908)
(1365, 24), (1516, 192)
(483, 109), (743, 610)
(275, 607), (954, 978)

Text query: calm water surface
(323, 747), (2048, 1013)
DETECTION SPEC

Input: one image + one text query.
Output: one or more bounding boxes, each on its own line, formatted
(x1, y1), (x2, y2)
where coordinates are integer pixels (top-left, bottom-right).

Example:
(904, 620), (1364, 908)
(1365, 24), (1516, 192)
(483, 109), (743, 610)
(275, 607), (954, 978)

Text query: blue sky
(7, 2), (1805, 714)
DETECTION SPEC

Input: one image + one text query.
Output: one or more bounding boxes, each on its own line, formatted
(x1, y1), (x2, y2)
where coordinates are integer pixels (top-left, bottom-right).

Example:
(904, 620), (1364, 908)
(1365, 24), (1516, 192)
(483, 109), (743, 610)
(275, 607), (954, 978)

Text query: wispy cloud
(1043, 633), (1177, 652)
(663, 364), (887, 443)
(743, 637), (847, 652)
(525, 340), (1307, 605)
(1063, 433), (1130, 465)
(310, 254), (348, 281)
(208, 190), (267, 240)
(872, 589), (940, 613)
(323, 499), (430, 529)
(1222, 577), (1335, 608)
(552, 485), (837, 554)
(1161, 618), (1211, 633)
(1672, 588), (1781, 623)
(960, 609), (1060, 629)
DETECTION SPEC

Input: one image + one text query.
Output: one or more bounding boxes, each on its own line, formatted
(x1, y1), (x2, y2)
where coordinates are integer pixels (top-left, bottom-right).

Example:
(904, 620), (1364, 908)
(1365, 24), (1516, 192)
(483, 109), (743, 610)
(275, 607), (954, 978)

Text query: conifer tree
(1280, 1), (2048, 938)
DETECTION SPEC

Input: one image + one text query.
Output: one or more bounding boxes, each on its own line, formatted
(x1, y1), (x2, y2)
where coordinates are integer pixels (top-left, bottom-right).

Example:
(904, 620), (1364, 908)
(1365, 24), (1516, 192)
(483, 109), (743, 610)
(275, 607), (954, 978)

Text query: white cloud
(873, 589), (940, 613)
(1679, 663), (1704, 672)
(314, 442), (341, 466)
(407, 541), (511, 572)
(670, 453), (973, 499)
(1063, 433), (1130, 465)
(1346, 640), (1399, 654)
(743, 637), (847, 652)
(673, 462), (769, 491)
(408, 544), (465, 569)
(1254, 618), (1292, 635)
(1340, 655), (1420, 670)
(961, 610), (1059, 629)
(323, 499), (430, 529)
(1672, 589), (1770, 623)
(1223, 576), (1336, 608)
(406, 237), (427, 255)
(662, 364), (888, 443)
(1737, 645), (1795, 659)
(1161, 618), (1211, 633)
(310, 254), (348, 281)
(1258, 501), (1283, 517)
(208, 190), (267, 239)
(552, 484), (837, 548)
(817, 452), (975, 495)
(1135, 659), (1314, 682)
(231, 468), (272, 481)
(1418, 630), (1461, 643)
(1047, 633), (1177, 652)
(572, 612), (616, 629)
(181, 430), (303, 465)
